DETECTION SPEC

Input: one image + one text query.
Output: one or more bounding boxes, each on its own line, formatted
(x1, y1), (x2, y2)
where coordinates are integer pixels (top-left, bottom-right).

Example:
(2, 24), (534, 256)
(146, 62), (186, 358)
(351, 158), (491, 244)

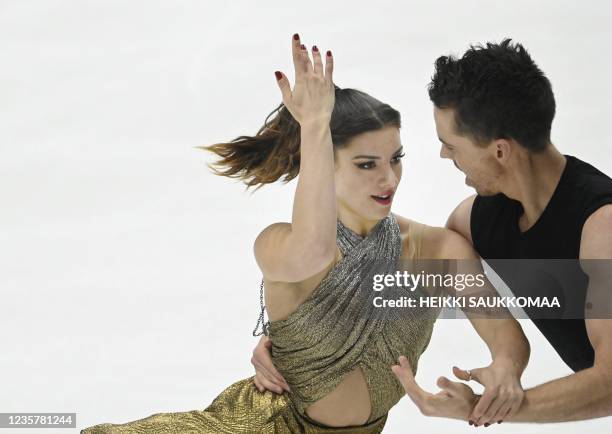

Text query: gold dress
(81, 214), (437, 433)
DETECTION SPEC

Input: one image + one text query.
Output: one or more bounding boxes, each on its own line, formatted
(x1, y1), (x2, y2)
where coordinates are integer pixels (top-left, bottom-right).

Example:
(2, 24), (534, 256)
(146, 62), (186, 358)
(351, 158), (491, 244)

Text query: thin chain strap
(252, 277), (270, 336)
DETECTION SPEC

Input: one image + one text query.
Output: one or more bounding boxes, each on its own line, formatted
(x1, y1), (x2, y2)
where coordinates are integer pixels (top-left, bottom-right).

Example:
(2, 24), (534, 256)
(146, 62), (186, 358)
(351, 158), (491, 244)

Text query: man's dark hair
(428, 39), (555, 151)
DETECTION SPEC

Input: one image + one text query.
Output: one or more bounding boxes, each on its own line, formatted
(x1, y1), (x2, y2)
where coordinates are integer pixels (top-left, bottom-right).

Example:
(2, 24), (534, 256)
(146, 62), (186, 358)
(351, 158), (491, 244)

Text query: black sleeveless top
(471, 155), (612, 372)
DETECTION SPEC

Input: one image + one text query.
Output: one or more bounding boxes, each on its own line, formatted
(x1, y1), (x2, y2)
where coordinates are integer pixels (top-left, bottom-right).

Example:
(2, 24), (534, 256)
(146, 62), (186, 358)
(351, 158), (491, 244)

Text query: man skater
(392, 39), (612, 427)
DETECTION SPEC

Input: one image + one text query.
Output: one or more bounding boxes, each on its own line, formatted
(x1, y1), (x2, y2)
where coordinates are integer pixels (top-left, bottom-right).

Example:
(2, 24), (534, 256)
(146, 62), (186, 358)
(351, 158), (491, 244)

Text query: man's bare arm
(438, 229), (530, 424)
(504, 204), (612, 422)
(445, 195), (476, 244)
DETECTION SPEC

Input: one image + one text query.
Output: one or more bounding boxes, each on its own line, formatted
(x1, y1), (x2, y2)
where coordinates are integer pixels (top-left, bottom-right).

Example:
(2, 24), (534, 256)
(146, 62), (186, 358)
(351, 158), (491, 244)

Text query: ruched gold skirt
(81, 376), (387, 434)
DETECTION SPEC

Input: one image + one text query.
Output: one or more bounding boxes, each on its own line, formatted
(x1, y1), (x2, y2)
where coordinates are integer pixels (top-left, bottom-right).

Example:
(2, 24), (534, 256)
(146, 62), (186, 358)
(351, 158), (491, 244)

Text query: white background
(2, 1), (612, 433)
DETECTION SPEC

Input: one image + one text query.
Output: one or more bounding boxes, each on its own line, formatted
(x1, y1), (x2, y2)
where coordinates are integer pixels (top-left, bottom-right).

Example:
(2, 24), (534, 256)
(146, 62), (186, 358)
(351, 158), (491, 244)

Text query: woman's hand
(251, 336), (290, 394)
(274, 33), (334, 127)
(392, 355), (480, 421)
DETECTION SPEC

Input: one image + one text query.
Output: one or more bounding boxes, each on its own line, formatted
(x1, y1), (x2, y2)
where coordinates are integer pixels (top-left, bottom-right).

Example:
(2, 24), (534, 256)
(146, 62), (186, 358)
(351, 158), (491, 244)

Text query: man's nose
(440, 145), (450, 159)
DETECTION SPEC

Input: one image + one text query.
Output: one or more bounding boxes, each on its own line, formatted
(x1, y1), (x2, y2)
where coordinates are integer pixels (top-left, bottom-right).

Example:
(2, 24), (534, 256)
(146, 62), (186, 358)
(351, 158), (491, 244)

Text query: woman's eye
(357, 162), (375, 169)
(392, 152), (405, 163)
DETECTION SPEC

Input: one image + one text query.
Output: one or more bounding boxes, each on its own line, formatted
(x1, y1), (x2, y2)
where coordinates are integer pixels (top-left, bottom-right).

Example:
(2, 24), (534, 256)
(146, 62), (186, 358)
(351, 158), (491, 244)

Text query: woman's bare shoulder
(392, 213), (476, 259)
(392, 213), (435, 236)
(421, 225), (477, 259)
(392, 213), (421, 235)
(392, 213), (429, 255)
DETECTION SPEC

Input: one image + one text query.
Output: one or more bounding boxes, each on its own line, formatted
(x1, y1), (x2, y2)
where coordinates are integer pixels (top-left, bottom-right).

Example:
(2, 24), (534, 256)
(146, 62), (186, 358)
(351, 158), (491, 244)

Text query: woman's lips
(371, 194), (392, 205)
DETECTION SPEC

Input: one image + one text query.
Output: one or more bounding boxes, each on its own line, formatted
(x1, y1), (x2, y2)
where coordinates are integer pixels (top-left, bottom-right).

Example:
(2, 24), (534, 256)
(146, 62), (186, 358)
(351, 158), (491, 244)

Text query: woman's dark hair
(199, 87), (401, 190)
(428, 39), (555, 152)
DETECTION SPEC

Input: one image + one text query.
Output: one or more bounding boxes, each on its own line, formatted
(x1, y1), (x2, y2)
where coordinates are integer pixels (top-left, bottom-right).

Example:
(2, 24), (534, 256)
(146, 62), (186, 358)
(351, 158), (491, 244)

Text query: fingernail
(484, 423), (490, 427)
(468, 420), (473, 426)
(312, 45), (318, 52)
(498, 421), (503, 424)
(300, 44), (305, 50)
(326, 50), (332, 57)
(274, 71), (282, 80)
(293, 33), (299, 40)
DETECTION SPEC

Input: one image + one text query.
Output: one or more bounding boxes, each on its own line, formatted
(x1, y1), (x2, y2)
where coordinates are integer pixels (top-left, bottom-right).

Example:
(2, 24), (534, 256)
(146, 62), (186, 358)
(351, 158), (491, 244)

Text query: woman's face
(334, 126), (404, 222)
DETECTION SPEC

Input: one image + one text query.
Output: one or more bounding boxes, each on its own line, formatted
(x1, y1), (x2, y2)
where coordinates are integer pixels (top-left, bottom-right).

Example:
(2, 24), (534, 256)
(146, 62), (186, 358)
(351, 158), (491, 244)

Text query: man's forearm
(507, 366), (612, 422)
(473, 319), (530, 375)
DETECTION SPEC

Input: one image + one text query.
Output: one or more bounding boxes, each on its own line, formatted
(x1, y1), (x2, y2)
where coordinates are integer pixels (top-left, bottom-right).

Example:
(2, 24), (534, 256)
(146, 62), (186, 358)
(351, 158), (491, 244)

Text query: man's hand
(453, 357), (524, 426)
(391, 355), (480, 421)
(251, 336), (290, 394)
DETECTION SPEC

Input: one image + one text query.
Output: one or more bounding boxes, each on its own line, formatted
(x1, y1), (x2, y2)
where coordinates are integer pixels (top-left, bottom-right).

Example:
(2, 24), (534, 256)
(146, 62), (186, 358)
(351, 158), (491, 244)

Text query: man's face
(433, 106), (502, 196)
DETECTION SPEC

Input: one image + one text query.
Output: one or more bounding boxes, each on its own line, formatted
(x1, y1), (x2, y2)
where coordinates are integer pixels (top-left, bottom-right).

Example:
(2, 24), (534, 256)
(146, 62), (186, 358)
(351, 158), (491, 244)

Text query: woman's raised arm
(254, 34), (337, 283)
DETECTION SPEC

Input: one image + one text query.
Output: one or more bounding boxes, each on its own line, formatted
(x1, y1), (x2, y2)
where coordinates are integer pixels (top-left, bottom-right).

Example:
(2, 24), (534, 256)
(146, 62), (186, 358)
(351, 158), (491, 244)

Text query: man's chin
(474, 187), (498, 196)
(466, 180), (495, 196)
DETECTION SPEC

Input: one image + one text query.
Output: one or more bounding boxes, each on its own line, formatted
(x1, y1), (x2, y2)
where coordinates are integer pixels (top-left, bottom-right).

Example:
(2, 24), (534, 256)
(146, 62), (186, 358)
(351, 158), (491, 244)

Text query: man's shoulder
(566, 154), (611, 178)
(565, 155), (612, 192)
(563, 155), (612, 219)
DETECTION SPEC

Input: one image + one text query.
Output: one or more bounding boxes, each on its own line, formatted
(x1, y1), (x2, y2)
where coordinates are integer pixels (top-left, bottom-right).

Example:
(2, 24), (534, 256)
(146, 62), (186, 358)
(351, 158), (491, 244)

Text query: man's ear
(494, 139), (512, 164)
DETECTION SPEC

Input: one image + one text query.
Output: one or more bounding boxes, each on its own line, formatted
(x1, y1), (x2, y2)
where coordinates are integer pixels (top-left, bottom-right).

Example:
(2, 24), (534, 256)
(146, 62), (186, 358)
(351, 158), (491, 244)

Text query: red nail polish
(312, 45), (318, 52)
(274, 71), (282, 80)
(293, 33), (299, 40)
(300, 44), (305, 50)
(484, 422), (490, 427)
(326, 50), (332, 57)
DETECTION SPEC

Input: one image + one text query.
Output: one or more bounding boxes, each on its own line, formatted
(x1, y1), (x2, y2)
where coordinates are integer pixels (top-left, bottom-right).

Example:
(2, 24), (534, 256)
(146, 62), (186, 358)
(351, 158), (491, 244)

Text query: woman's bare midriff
(262, 216), (420, 427)
(304, 366), (372, 426)
(264, 246), (373, 427)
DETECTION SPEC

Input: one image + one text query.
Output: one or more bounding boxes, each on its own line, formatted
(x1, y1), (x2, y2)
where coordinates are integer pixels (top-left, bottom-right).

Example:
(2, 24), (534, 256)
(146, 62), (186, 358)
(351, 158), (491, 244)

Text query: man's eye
(357, 162), (375, 169)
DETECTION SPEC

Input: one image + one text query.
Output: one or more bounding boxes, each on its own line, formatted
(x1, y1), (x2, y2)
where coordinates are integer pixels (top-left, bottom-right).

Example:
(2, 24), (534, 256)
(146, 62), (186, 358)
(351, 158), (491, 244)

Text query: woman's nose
(379, 167), (398, 189)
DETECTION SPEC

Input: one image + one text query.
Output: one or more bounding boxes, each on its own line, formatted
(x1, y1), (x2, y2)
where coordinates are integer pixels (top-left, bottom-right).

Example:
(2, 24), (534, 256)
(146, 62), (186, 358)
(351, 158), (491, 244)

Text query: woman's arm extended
(254, 34), (337, 283)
